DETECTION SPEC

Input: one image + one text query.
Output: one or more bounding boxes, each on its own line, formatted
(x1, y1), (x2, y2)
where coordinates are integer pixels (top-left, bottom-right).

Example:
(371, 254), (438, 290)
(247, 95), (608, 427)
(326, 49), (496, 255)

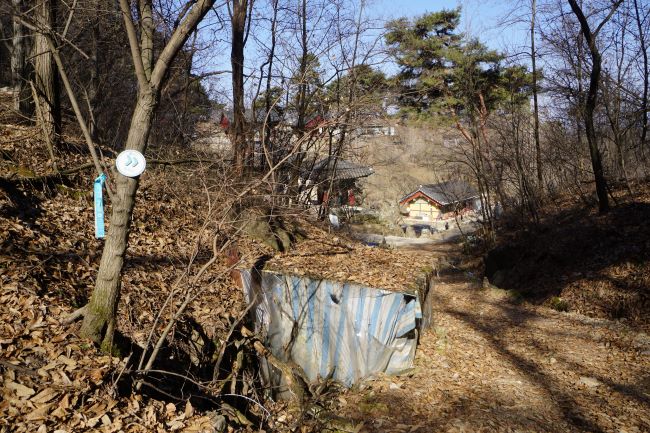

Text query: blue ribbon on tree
(94, 173), (107, 239)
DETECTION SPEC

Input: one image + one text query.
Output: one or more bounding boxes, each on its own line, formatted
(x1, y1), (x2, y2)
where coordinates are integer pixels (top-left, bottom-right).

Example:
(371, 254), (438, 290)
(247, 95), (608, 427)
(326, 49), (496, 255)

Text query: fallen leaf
(31, 387), (60, 404)
(6, 381), (35, 398)
(184, 400), (194, 418)
(89, 368), (104, 384)
(25, 402), (54, 421)
(166, 402), (177, 418)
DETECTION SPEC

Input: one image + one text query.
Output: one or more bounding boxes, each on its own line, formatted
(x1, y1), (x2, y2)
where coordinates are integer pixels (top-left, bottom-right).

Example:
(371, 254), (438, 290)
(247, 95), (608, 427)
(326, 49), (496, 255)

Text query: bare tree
(496, 0), (544, 198)
(633, 0), (649, 155)
(10, 0), (28, 114)
(531, 0), (543, 190)
(78, 0), (219, 349)
(32, 0), (61, 149)
(567, 0), (623, 213)
(262, 0), (279, 170)
(295, 0), (309, 134)
(600, 5), (639, 193)
(229, 0), (252, 174)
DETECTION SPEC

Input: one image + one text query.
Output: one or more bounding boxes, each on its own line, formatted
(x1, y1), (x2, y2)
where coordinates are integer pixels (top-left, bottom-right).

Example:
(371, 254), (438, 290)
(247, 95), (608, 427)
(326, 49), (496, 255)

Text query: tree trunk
(80, 0), (156, 346)
(78, 0), (217, 349)
(531, 0), (542, 191)
(80, 91), (155, 347)
(263, 0), (278, 169)
(88, 1), (101, 141)
(582, 48), (609, 213)
(296, 0), (308, 134)
(11, 0), (28, 114)
(139, 0), (154, 79)
(32, 0), (60, 147)
(568, 0), (620, 213)
(231, 0), (248, 174)
(633, 0), (649, 157)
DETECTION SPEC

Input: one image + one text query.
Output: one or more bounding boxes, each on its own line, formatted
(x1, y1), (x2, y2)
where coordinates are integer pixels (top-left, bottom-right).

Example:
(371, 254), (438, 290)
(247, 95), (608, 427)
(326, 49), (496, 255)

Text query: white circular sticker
(115, 150), (146, 177)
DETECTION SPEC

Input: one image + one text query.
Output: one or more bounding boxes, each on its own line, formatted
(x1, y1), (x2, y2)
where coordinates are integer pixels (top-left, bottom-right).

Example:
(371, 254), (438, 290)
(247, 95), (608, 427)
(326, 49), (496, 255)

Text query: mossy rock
(548, 296), (569, 312)
(232, 204), (305, 252)
(7, 165), (37, 178)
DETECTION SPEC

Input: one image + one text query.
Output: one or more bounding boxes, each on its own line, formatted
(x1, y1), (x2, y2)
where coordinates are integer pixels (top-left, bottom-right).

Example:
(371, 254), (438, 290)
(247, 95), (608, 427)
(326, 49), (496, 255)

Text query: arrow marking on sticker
(116, 150), (146, 177)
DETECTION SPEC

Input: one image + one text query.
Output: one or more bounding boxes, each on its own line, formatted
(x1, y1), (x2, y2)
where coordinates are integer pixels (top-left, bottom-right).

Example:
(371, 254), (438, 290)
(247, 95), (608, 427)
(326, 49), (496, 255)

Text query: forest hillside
(1, 0), (650, 432)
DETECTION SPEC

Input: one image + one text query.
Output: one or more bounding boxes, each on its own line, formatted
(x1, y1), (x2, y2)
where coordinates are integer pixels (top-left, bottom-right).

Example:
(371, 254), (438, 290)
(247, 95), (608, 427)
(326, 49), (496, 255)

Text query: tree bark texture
(568, 0), (617, 213)
(88, 0), (101, 140)
(231, 0), (248, 173)
(32, 0), (61, 146)
(79, 0), (216, 347)
(11, 0), (28, 114)
(80, 91), (155, 346)
(138, 0), (154, 80)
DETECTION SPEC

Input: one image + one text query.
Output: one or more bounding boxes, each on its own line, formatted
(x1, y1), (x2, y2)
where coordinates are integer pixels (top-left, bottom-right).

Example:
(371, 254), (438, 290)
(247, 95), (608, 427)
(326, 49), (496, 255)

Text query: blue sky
(198, 0), (533, 102)
(372, 0), (530, 54)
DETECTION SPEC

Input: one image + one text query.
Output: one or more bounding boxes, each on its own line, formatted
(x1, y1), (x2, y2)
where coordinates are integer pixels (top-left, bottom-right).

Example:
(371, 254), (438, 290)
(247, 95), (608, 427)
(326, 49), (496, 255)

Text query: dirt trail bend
(339, 257), (650, 432)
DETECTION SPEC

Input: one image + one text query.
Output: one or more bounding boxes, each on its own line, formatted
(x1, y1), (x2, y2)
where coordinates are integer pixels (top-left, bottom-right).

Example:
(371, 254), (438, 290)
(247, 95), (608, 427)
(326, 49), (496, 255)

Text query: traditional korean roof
(306, 157), (374, 181)
(400, 180), (479, 206)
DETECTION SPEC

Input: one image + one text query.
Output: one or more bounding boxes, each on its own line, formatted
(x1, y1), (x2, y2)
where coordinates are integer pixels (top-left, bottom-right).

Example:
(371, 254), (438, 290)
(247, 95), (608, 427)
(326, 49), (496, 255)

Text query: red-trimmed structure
(399, 180), (479, 221)
(300, 157), (374, 206)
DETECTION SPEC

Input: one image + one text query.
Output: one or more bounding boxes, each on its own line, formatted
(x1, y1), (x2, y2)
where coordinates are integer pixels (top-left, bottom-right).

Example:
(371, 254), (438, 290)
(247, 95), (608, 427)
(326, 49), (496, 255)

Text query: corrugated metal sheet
(240, 269), (421, 387)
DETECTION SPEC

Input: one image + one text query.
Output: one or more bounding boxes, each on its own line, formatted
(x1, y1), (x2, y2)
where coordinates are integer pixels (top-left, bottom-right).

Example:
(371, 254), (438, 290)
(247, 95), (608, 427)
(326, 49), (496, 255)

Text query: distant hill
(352, 125), (469, 224)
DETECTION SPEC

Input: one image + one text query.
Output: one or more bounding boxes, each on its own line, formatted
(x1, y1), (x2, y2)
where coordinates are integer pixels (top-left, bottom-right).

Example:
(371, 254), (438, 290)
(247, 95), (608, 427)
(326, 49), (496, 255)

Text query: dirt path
(338, 247), (650, 433)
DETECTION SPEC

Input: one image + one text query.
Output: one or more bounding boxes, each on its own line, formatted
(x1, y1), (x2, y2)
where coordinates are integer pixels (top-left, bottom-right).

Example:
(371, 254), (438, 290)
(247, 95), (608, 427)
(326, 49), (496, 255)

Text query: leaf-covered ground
(2, 116), (649, 432)
(484, 185), (650, 331)
(335, 244), (650, 433)
(0, 120), (442, 432)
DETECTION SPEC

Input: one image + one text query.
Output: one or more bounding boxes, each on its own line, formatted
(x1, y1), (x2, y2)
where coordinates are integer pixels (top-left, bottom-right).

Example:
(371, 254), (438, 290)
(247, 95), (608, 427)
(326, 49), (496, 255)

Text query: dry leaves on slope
(262, 222), (439, 293)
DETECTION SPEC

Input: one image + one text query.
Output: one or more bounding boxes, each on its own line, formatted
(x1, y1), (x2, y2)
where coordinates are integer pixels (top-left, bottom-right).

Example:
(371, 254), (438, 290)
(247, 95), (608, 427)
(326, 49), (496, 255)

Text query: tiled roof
(400, 180), (479, 205)
(306, 157), (374, 181)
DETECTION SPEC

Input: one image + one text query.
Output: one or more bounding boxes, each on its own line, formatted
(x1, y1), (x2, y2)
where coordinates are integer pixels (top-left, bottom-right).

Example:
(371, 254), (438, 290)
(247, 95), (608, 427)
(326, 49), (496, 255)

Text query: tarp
(240, 269), (422, 387)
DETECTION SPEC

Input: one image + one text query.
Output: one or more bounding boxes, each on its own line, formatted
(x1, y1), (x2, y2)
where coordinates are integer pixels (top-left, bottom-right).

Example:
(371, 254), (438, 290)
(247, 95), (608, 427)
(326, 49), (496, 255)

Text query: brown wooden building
(399, 180), (479, 221)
